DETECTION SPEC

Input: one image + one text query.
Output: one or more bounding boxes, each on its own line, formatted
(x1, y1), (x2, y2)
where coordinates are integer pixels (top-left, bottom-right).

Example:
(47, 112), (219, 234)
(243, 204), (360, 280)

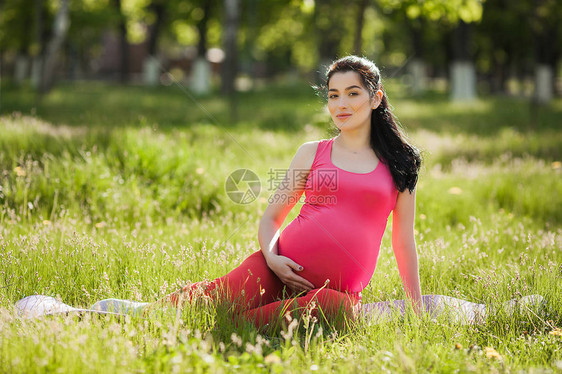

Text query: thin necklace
(335, 138), (371, 154)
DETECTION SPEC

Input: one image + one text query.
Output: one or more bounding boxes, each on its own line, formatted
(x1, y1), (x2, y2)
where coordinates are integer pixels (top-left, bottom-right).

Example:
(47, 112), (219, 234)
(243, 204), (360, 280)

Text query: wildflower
(264, 353), (282, 365)
(281, 319), (298, 341)
(14, 166), (26, 177)
(552, 161), (561, 170)
(256, 334), (270, 347)
(549, 328), (562, 337)
(160, 281), (169, 295)
(455, 343), (462, 350)
(247, 341), (262, 356)
(448, 187), (463, 195)
(484, 347), (502, 360)
(196, 167), (205, 174)
(81, 285), (91, 299)
(95, 222), (107, 228)
(231, 333), (242, 347)
(310, 364), (319, 371)
(42, 220), (51, 225)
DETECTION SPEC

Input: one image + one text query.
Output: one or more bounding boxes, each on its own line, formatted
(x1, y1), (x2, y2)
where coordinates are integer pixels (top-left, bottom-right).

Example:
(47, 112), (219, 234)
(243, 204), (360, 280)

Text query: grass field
(0, 81), (561, 373)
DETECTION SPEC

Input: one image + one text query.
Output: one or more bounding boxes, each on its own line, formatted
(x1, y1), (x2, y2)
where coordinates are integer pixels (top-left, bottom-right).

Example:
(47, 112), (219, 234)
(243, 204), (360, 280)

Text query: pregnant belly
(278, 216), (379, 293)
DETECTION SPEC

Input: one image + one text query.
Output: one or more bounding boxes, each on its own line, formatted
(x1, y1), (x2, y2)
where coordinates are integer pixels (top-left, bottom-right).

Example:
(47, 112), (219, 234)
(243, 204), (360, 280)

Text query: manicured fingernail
(299, 267), (303, 271)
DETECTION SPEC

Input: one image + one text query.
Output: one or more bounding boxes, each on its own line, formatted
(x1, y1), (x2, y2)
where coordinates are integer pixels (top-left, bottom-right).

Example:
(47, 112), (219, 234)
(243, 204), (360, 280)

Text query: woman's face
(327, 71), (381, 132)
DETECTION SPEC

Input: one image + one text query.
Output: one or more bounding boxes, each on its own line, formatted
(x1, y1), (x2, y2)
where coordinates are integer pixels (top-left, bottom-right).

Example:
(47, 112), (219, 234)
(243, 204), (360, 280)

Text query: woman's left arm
(391, 188), (423, 314)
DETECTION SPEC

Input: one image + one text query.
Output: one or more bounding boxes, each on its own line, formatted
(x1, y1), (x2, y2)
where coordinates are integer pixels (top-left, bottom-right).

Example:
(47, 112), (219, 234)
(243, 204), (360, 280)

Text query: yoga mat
(15, 295), (123, 319)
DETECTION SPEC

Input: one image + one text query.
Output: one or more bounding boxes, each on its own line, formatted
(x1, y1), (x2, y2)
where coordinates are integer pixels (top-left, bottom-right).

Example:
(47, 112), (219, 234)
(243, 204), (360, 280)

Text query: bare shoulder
(291, 140), (321, 170)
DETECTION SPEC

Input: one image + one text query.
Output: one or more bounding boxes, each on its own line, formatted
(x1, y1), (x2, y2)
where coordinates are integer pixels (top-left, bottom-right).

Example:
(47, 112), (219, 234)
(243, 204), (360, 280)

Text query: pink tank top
(278, 137), (399, 294)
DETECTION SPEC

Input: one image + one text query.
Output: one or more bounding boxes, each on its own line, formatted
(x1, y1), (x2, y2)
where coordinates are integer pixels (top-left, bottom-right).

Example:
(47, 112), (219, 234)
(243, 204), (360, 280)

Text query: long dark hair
(326, 56), (421, 193)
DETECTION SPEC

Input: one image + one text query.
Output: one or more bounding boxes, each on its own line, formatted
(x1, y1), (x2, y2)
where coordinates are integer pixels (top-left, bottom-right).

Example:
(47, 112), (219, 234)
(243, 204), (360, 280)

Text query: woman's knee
(219, 251), (286, 308)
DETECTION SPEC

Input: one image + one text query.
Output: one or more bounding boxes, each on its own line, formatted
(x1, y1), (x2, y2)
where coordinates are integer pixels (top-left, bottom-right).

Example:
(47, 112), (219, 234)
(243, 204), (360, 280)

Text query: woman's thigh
(164, 251), (294, 311)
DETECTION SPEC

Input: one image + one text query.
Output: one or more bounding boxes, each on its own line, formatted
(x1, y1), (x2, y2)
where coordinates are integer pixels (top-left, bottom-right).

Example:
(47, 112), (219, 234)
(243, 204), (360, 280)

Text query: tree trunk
(191, 0), (212, 94)
(241, 0), (258, 81)
(143, 0), (166, 86)
(353, 0), (368, 55)
(408, 18), (426, 94)
(409, 59), (426, 94)
(221, 0), (239, 95)
(450, 20), (476, 102)
(197, 1), (211, 57)
(221, 0), (240, 121)
(534, 64), (553, 103)
(489, 53), (506, 94)
(15, 53), (30, 83)
(14, 0), (34, 84)
(31, 0), (45, 89)
(39, 0), (70, 94)
(112, 0), (129, 84)
(550, 54), (560, 97)
(315, 0), (344, 83)
(146, 1), (164, 56)
(533, 0), (555, 103)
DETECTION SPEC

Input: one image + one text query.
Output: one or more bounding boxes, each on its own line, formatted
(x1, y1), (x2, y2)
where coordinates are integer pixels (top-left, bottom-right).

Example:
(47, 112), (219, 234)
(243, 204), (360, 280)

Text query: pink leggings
(164, 251), (360, 328)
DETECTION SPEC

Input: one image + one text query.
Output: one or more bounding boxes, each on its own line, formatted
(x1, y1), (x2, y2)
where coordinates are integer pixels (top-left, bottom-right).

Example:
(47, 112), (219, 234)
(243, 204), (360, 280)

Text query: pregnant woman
(16, 56), (542, 327)
(153, 54), (422, 328)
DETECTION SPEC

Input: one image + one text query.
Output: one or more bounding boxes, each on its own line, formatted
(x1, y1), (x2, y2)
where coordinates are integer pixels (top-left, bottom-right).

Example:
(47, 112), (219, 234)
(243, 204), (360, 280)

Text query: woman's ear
(372, 90), (383, 109)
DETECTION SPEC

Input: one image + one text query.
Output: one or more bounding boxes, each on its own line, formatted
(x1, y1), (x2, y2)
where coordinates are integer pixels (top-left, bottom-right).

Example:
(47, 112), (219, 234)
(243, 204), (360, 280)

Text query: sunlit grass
(0, 82), (561, 373)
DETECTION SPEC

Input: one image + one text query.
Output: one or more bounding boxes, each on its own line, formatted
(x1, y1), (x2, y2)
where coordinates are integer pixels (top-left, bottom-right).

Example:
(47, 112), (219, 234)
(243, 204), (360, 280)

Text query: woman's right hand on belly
(264, 254), (314, 293)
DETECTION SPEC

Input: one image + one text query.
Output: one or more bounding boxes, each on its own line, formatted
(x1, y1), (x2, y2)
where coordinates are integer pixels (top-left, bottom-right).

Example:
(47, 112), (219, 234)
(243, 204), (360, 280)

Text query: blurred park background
(1, 1), (562, 373)
(1, 0), (561, 103)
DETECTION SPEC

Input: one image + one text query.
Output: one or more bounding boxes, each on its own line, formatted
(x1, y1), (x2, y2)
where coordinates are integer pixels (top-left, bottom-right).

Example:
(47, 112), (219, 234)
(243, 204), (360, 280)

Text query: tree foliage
(0, 0), (559, 94)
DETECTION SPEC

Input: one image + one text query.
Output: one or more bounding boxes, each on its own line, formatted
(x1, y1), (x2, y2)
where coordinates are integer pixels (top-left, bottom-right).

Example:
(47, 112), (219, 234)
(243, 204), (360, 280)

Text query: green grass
(0, 81), (561, 373)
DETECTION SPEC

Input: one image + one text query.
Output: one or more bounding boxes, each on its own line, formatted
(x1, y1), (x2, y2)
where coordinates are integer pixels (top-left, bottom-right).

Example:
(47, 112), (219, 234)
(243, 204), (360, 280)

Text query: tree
(65, 0), (116, 81)
(377, 0), (484, 100)
(532, 0), (561, 103)
(354, 0), (369, 55)
(450, 20), (477, 101)
(222, 0), (240, 122)
(143, 0), (167, 86)
(376, 3), (430, 94)
(314, 0), (346, 81)
(112, 0), (129, 83)
(191, 0), (213, 94)
(39, 0), (70, 94)
(31, 0), (46, 89)
(250, 0), (316, 75)
(475, 0), (526, 94)
(0, 0), (36, 83)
